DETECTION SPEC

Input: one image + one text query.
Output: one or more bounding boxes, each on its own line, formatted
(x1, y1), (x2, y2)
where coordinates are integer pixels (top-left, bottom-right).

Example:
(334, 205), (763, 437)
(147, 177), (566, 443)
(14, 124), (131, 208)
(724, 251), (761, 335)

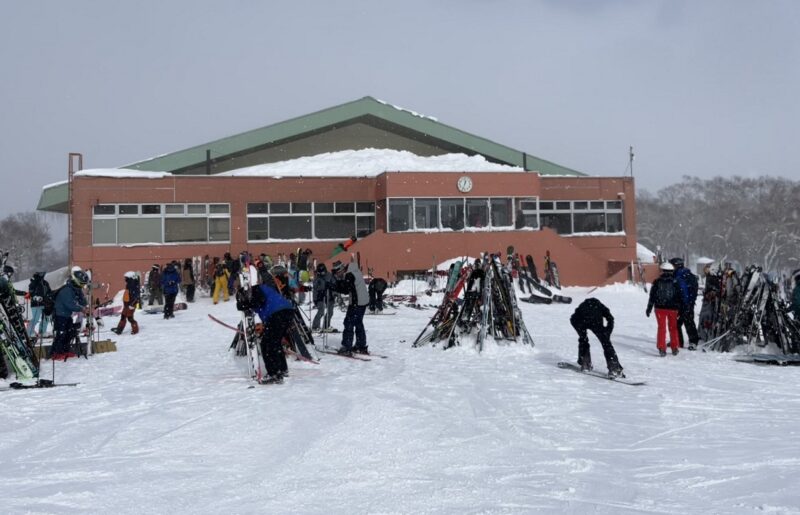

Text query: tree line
(636, 175), (800, 273)
(0, 212), (66, 279)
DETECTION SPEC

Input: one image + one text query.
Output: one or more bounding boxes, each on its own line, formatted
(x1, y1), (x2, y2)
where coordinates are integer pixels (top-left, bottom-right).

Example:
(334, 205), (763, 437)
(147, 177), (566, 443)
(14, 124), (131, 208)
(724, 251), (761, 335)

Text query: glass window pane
(164, 218), (207, 243)
(271, 203), (290, 214)
(440, 199), (464, 231)
(142, 205), (161, 215)
(490, 198), (513, 227)
(270, 216), (311, 239)
(248, 217), (269, 241)
(539, 201), (554, 210)
(165, 205), (184, 215)
(414, 199), (439, 230)
(573, 201), (588, 210)
(335, 202), (355, 213)
(293, 203), (311, 214)
(388, 199), (413, 232)
(119, 205), (138, 215)
(514, 198), (538, 229)
(466, 198), (489, 228)
(247, 203), (269, 214)
(540, 213), (572, 234)
(606, 201), (622, 210)
(92, 219), (116, 244)
(187, 204), (206, 214)
(315, 202), (334, 214)
(356, 216), (374, 238)
(93, 205), (115, 216)
(356, 202), (375, 213)
(118, 218), (162, 243)
(590, 201), (605, 210)
(209, 218), (230, 241)
(210, 204), (229, 214)
(315, 215), (355, 239)
(606, 213), (623, 232)
(574, 213), (606, 232)
(556, 201), (571, 210)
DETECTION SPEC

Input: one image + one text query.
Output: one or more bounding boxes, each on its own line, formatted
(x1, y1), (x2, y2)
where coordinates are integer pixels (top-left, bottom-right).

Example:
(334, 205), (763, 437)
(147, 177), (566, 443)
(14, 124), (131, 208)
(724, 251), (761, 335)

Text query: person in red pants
(646, 262), (684, 356)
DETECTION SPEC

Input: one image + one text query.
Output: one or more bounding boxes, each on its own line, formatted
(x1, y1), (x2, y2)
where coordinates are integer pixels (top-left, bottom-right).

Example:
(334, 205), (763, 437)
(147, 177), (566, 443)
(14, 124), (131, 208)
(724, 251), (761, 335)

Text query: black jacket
(648, 273), (683, 311)
(570, 298), (614, 333)
(28, 276), (51, 308)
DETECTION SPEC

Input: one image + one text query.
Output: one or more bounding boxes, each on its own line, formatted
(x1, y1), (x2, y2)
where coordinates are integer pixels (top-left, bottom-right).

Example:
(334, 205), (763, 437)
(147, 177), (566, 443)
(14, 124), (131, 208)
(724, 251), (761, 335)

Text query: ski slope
(1, 284), (799, 514)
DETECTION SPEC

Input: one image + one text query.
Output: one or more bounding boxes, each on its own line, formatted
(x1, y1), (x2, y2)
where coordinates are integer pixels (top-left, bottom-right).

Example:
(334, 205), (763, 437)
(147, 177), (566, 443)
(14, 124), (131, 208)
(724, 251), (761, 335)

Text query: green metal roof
(38, 96), (586, 213)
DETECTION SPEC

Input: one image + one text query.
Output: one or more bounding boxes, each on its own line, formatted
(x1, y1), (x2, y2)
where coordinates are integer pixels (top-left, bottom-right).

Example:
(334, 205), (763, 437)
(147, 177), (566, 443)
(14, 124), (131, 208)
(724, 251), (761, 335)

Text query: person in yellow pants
(212, 262), (230, 304)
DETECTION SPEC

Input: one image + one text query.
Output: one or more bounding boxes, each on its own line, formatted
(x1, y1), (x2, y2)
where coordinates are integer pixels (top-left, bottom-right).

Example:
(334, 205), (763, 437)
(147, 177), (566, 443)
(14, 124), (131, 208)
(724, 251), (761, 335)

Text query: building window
(440, 199), (464, 231)
(356, 216), (374, 238)
(270, 216), (312, 239)
(538, 200), (625, 235)
(491, 199), (513, 227)
(466, 198), (489, 228)
(92, 203), (230, 245)
(414, 199), (439, 230)
(248, 217), (269, 241)
(315, 215), (355, 239)
(246, 201), (375, 241)
(515, 198), (538, 229)
(573, 212), (606, 232)
(388, 198), (413, 232)
(540, 213), (572, 234)
(606, 212), (623, 232)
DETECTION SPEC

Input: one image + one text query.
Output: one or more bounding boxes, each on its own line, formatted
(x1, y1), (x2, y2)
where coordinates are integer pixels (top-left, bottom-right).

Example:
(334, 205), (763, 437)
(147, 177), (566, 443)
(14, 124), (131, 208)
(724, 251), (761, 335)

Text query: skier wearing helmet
(51, 268), (89, 360)
(112, 272), (140, 335)
(791, 269), (800, 321)
(646, 262), (684, 357)
(669, 257), (700, 350)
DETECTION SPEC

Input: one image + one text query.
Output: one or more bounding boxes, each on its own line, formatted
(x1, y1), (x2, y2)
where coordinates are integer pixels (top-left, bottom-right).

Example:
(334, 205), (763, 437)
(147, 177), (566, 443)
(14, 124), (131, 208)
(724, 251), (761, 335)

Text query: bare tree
(0, 212), (67, 278)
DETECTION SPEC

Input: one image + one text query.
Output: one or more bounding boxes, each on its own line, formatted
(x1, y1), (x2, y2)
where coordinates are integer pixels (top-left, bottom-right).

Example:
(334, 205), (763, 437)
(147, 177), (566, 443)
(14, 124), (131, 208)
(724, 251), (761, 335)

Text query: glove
(645, 308), (651, 318)
(235, 291), (250, 312)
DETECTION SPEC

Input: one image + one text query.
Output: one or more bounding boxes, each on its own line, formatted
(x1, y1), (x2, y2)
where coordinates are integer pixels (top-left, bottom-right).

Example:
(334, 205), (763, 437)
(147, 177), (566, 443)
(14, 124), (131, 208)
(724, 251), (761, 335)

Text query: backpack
(43, 285), (63, 316)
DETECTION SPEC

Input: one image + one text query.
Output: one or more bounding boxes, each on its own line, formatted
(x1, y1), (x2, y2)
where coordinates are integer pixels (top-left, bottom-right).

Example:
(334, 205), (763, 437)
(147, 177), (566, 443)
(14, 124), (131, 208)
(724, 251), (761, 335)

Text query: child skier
(111, 272), (140, 335)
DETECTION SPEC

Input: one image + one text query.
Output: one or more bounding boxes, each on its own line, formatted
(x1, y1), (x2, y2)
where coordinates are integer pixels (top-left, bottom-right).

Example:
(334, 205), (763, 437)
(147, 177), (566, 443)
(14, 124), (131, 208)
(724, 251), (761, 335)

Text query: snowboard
(143, 302), (188, 315)
(733, 354), (800, 366)
(557, 361), (645, 386)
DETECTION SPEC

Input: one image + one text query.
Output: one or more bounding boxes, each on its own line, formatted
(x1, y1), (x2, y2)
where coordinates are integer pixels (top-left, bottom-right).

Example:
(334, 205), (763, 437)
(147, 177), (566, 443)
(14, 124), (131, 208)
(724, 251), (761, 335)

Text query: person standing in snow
(570, 297), (624, 377)
(111, 272), (140, 335)
(670, 257), (700, 350)
(646, 262), (684, 356)
(331, 260), (369, 355)
(241, 273), (293, 384)
(368, 277), (388, 313)
(27, 271), (52, 339)
(182, 258), (196, 303)
(212, 262), (230, 304)
(161, 262), (181, 319)
(791, 270), (800, 321)
(51, 269), (89, 360)
(311, 263), (335, 332)
(147, 264), (163, 306)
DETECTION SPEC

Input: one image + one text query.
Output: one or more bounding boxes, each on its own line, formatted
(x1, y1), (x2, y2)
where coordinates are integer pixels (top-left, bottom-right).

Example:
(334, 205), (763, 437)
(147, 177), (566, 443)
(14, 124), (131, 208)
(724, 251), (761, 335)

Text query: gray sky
(2, 0), (799, 222)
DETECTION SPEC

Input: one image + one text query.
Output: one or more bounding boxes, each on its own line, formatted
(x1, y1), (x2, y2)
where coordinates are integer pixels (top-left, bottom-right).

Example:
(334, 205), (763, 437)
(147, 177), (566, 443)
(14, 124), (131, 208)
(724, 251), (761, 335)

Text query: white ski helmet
(124, 271), (137, 279)
(660, 262), (674, 272)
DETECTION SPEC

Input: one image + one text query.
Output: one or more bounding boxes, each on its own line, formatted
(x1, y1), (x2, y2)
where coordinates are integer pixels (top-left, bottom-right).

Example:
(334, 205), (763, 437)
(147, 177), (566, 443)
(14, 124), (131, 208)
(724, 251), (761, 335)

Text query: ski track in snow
(1, 285), (799, 514)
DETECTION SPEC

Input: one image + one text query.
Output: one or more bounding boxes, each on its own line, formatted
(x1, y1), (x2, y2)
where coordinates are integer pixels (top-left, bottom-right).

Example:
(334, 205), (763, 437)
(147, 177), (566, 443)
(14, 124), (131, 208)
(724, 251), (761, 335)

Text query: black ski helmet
(669, 257), (684, 269)
(72, 269), (89, 287)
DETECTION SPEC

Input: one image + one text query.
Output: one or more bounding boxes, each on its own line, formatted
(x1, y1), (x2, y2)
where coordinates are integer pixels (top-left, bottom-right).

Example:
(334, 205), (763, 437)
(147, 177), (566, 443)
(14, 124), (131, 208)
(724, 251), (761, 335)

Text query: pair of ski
(0, 380), (80, 391)
(557, 362), (645, 386)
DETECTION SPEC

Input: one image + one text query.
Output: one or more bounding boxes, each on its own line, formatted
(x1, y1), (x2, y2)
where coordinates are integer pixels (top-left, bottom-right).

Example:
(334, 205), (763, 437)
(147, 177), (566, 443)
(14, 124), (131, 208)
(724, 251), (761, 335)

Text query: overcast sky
(2, 0), (798, 222)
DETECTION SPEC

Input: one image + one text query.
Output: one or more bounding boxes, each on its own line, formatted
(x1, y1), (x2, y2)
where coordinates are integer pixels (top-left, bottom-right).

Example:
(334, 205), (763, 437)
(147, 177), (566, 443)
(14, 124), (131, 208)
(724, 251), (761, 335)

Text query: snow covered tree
(0, 212), (66, 278)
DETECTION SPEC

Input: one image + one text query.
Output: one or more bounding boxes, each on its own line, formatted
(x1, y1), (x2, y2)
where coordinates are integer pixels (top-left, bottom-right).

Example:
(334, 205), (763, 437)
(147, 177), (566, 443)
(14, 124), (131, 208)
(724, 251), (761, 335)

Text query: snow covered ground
(2, 283), (799, 514)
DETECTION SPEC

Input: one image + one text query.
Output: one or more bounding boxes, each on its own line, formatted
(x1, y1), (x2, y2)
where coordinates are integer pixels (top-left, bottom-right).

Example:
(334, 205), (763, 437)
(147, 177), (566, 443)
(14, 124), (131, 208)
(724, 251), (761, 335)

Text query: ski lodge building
(37, 96), (638, 290)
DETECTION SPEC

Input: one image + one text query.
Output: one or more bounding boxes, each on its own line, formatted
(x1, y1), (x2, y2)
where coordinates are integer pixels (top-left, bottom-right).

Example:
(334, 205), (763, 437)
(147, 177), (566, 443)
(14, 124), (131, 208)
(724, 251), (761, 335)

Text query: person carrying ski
(331, 260), (369, 355)
(646, 262), (684, 356)
(147, 264), (163, 306)
(161, 262), (181, 319)
(368, 277), (388, 313)
(669, 257), (700, 349)
(27, 271), (52, 339)
(51, 268), (89, 360)
(111, 272), (140, 335)
(212, 262), (230, 304)
(311, 262), (335, 332)
(570, 298), (624, 377)
(242, 273), (293, 384)
(182, 258), (195, 303)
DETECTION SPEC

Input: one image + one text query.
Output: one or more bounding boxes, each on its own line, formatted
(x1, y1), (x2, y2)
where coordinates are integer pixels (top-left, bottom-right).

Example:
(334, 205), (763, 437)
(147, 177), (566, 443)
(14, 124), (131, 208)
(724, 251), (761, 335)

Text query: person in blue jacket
(669, 257), (700, 349)
(245, 273), (294, 384)
(161, 262), (181, 319)
(51, 269), (89, 360)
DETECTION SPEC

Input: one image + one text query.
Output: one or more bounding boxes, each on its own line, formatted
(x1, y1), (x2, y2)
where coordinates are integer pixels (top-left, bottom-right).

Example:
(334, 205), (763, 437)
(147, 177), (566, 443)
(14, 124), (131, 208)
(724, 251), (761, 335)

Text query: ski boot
(260, 375), (284, 385)
(353, 346), (370, 356)
(608, 367), (626, 379)
(672, 348), (679, 356)
(337, 347), (353, 357)
(659, 349), (667, 357)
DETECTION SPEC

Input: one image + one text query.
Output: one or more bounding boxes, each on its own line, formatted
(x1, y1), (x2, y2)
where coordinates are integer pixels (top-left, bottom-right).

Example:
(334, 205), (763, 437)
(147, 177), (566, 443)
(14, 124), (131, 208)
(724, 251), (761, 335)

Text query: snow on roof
(75, 169), (172, 179)
(374, 98), (439, 121)
(218, 149), (523, 178)
(637, 243), (656, 262)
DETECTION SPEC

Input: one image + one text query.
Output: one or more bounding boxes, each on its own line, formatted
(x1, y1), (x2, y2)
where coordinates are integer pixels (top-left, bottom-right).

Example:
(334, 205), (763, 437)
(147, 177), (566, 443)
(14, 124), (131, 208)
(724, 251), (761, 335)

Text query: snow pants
(311, 299), (334, 330)
(213, 276), (229, 304)
(115, 305), (139, 334)
(676, 307), (699, 347)
(260, 309), (292, 377)
(368, 289), (384, 312)
(164, 293), (177, 318)
(570, 319), (621, 372)
(148, 286), (163, 306)
(51, 315), (75, 356)
(655, 308), (680, 352)
(27, 306), (49, 337)
(341, 304), (367, 351)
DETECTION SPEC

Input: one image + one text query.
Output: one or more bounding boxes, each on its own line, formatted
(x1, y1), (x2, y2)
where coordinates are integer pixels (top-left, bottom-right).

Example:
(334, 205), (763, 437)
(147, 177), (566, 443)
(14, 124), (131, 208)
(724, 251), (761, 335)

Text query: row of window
(246, 202), (376, 241)
(91, 199), (625, 245)
(92, 204), (230, 245)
